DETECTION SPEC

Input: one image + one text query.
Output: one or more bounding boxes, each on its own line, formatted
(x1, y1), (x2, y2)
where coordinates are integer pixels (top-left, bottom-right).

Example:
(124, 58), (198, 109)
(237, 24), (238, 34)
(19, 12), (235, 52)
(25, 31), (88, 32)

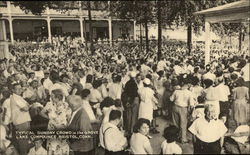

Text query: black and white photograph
(0, 0), (249, 154)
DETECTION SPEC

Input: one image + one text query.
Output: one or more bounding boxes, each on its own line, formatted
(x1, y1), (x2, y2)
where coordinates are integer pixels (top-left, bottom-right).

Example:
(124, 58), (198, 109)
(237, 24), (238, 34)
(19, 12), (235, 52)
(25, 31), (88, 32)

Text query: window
(0, 1), (7, 7)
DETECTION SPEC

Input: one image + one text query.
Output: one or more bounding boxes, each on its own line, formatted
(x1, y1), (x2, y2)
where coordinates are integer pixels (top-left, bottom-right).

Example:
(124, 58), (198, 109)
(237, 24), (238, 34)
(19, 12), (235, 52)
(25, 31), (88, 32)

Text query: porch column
(9, 19), (14, 44)
(133, 20), (136, 41)
(108, 17), (112, 46)
(1, 20), (7, 40)
(205, 21), (211, 65)
(79, 2), (84, 44)
(7, 1), (14, 44)
(47, 18), (51, 43)
(46, 7), (51, 43)
(79, 18), (84, 43)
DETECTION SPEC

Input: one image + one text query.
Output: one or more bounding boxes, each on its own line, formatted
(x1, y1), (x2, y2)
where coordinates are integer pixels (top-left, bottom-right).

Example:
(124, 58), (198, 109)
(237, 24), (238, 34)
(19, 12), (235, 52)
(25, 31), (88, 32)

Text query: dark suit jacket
(67, 108), (94, 152)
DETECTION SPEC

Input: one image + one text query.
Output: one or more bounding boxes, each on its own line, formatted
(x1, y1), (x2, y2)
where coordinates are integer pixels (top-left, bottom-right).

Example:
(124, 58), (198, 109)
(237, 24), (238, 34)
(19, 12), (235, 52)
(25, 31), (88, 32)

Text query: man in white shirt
(10, 83), (31, 155)
(157, 57), (167, 72)
(214, 77), (230, 120)
(173, 61), (184, 76)
(99, 110), (128, 154)
(170, 80), (195, 143)
(43, 71), (53, 90)
(78, 69), (86, 88)
(48, 71), (69, 97)
(140, 61), (152, 77)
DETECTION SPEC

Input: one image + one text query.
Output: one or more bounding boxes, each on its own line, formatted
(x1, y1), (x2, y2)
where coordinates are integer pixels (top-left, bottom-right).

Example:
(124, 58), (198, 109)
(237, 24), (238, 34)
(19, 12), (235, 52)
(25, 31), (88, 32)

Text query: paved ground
(149, 117), (194, 154)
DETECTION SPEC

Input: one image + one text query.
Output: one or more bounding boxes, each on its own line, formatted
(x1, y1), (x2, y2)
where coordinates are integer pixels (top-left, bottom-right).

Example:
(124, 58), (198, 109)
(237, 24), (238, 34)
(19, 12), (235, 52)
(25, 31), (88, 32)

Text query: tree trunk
(187, 22), (192, 55)
(157, 0), (162, 61)
(87, 1), (93, 54)
(139, 23), (143, 53)
(145, 20), (149, 54)
(239, 27), (242, 51)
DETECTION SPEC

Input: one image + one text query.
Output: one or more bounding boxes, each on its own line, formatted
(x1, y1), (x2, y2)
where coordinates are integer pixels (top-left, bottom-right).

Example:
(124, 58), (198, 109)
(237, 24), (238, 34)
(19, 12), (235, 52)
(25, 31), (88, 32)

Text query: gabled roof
(194, 0), (249, 15)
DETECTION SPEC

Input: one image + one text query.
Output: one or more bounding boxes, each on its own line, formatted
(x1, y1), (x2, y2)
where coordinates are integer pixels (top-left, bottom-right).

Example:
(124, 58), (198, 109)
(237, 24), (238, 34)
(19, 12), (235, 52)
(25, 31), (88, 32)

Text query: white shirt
(189, 117), (227, 143)
(173, 65), (184, 75)
(170, 88), (195, 107)
(190, 86), (203, 103)
(43, 78), (53, 90)
(99, 122), (127, 152)
(141, 64), (152, 76)
(35, 71), (44, 80)
(82, 100), (96, 122)
(203, 72), (216, 82)
(232, 125), (249, 144)
(10, 94), (31, 125)
(107, 83), (122, 100)
(0, 125), (11, 148)
(241, 63), (250, 81)
(161, 141), (182, 155)
(130, 133), (152, 154)
(214, 83), (230, 102)
(89, 88), (102, 103)
(101, 106), (117, 125)
(157, 60), (166, 72)
(80, 76), (86, 88)
(2, 98), (12, 125)
(28, 146), (47, 155)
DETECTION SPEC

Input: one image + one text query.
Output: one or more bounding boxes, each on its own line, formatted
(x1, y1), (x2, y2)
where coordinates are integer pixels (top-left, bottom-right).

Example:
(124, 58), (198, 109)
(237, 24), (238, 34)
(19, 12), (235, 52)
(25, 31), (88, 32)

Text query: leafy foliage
(110, 1), (156, 25)
(12, 1), (63, 15)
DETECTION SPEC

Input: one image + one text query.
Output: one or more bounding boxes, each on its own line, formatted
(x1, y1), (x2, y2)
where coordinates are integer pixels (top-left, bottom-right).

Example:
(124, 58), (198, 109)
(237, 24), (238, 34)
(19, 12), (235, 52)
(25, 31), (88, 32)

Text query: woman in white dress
(130, 118), (153, 154)
(138, 78), (158, 122)
(154, 70), (166, 116)
(202, 79), (220, 119)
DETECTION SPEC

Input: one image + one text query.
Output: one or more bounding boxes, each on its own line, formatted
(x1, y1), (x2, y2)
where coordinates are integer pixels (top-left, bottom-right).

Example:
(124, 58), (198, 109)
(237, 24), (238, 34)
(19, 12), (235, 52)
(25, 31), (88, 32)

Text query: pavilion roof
(194, 0), (249, 15)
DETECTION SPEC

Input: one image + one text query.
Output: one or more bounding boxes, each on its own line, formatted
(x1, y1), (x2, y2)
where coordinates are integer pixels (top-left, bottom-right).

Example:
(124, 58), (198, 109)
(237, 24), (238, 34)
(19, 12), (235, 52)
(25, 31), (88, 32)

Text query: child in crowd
(161, 125), (182, 154)
(28, 139), (47, 155)
(191, 96), (205, 122)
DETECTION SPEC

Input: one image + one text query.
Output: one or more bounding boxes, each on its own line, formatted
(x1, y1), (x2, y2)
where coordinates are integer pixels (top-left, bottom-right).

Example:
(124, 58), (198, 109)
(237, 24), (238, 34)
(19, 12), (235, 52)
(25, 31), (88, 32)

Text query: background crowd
(0, 37), (249, 155)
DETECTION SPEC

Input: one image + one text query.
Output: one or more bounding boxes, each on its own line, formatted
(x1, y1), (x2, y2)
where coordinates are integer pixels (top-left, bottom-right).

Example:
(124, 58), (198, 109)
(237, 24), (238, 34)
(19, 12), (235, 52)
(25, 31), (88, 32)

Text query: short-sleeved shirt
(214, 83), (230, 102)
(2, 98), (12, 125)
(89, 88), (102, 103)
(28, 146), (47, 155)
(130, 133), (152, 154)
(203, 72), (216, 82)
(0, 125), (11, 147)
(161, 140), (182, 155)
(189, 117), (228, 143)
(170, 88), (194, 107)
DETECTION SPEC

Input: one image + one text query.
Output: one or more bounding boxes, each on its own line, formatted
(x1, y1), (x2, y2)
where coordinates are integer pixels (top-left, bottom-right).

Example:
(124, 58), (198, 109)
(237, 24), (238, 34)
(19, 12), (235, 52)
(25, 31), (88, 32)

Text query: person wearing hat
(138, 78), (158, 133)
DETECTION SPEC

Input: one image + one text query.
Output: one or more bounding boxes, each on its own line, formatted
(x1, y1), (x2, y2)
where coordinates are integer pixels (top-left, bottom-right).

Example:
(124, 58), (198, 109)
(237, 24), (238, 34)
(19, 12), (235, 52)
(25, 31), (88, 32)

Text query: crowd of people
(0, 37), (249, 155)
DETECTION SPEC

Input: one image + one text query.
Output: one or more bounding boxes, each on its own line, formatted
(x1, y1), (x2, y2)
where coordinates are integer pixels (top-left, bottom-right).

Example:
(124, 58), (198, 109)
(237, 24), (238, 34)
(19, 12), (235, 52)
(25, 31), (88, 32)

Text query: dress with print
(44, 101), (72, 155)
